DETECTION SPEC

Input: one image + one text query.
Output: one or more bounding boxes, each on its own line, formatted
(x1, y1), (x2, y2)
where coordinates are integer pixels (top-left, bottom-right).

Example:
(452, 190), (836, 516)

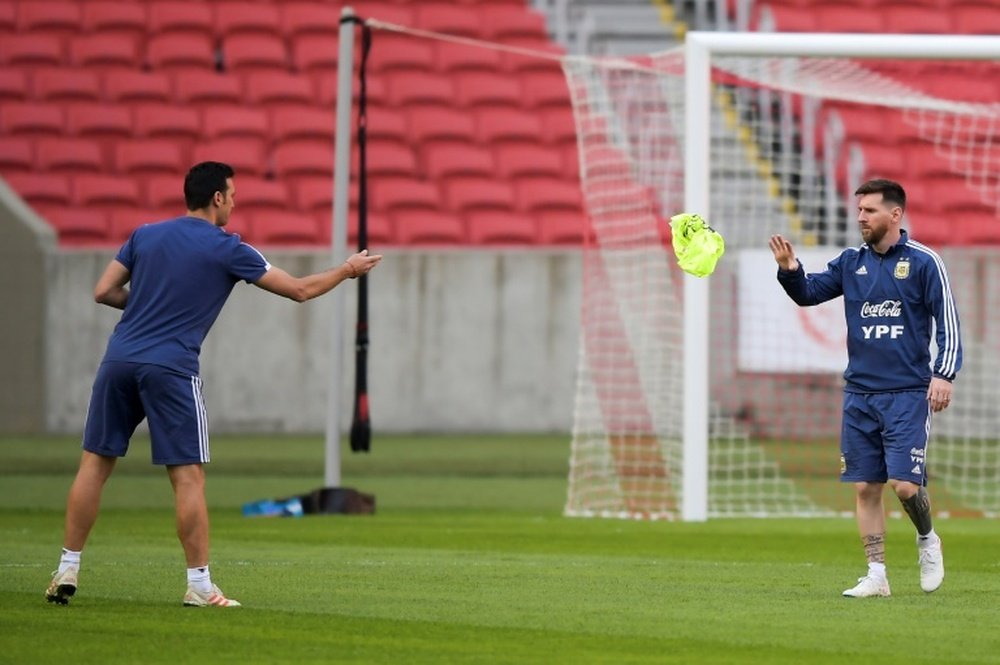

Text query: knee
(889, 479), (919, 501)
(854, 482), (883, 504)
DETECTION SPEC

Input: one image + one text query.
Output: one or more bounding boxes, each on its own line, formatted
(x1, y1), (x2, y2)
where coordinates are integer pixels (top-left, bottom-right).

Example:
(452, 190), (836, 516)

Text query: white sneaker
(45, 566), (78, 605)
(183, 584), (241, 607)
(918, 535), (944, 593)
(842, 574), (891, 598)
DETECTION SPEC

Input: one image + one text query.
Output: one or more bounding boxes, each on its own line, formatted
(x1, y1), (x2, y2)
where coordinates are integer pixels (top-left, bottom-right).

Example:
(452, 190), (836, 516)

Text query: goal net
(564, 34), (1000, 520)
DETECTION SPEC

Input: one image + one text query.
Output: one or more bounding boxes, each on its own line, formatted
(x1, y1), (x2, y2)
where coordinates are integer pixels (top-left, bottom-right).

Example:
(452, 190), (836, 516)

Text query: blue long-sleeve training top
(776, 230), (962, 393)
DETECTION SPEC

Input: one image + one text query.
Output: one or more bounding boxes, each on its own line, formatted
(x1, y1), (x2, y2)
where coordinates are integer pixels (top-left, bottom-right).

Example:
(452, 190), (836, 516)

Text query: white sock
(58, 548), (81, 574)
(868, 562), (887, 579)
(187, 566), (213, 594)
(917, 528), (938, 546)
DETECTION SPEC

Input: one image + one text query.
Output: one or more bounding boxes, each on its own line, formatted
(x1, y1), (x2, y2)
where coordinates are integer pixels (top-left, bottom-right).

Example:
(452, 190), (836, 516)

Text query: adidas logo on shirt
(855, 265), (868, 275)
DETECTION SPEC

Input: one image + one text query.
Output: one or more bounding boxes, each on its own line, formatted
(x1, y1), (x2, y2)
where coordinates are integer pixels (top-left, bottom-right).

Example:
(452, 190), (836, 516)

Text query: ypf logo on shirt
(894, 258), (910, 279)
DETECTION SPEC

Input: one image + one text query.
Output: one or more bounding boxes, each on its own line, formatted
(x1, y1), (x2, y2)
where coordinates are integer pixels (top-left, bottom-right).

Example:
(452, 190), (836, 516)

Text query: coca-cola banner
(737, 249), (848, 373)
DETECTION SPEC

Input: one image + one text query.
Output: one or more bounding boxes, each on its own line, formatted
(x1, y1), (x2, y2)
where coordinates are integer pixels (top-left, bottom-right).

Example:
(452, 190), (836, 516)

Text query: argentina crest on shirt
(894, 257), (910, 279)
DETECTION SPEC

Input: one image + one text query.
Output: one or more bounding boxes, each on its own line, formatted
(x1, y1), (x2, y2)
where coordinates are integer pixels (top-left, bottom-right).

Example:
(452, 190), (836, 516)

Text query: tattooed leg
(862, 533), (886, 563)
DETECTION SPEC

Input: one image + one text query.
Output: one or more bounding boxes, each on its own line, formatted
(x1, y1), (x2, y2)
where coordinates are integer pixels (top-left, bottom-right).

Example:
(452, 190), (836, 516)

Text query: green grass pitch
(2, 434), (1000, 664)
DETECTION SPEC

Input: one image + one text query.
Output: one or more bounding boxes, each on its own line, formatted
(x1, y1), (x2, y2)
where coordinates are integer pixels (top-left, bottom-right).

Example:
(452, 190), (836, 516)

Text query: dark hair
(854, 178), (906, 211)
(184, 161), (235, 211)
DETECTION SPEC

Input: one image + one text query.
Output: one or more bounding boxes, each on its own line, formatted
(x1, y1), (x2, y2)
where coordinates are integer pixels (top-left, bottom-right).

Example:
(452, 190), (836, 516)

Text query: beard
(861, 225), (885, 246)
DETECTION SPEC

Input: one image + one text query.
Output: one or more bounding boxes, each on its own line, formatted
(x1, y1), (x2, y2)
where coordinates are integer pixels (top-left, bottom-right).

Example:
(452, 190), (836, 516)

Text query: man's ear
(213, 190), (224, 207)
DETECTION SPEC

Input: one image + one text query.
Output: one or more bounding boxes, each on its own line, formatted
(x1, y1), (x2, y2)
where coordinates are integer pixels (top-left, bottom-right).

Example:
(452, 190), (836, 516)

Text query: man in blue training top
(769, 178), (961, 598)
(46, 162), (382, 608)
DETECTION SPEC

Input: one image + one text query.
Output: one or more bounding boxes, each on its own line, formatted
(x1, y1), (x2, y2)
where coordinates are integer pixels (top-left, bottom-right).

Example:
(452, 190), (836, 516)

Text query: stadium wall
(0, 183), (55, 433)
(44, 249), (582, 434)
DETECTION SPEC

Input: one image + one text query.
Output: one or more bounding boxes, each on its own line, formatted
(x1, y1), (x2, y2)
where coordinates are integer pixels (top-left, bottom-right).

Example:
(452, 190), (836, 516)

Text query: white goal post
(565, 32), (1000, 521)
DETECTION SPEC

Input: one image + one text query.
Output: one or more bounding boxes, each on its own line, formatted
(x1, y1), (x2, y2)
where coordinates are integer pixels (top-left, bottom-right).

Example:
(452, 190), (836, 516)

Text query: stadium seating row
(755, 0), (1000, 34)
(0, 30), (563, 76)
(0, 1), (545, 42)
(0, 66), (570, 110)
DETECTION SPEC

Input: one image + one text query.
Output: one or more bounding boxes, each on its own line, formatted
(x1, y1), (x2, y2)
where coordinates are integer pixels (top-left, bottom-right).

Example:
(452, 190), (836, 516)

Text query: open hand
(768, 235), (799, 271)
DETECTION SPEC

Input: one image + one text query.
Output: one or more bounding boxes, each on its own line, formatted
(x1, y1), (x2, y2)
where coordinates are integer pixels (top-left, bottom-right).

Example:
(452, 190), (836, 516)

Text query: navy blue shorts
(82, 361), (210, 465)
(840, 391), (930, 485)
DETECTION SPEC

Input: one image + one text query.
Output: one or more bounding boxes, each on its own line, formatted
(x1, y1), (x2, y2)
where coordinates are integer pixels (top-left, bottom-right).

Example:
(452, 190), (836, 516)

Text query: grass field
(3, 434), (1000, 664)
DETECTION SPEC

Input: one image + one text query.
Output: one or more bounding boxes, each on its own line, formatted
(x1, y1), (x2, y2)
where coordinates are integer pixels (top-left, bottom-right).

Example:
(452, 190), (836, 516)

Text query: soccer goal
(564, 32), (1000, 521)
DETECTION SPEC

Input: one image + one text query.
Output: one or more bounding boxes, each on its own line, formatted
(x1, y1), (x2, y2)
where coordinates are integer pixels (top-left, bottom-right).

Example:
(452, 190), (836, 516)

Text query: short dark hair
(184, 161), (235, 211)
(854, 178), (906, 211)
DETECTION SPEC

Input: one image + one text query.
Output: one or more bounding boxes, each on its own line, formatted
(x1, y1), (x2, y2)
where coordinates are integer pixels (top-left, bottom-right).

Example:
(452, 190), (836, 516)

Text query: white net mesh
(564, 49), (1000, 519)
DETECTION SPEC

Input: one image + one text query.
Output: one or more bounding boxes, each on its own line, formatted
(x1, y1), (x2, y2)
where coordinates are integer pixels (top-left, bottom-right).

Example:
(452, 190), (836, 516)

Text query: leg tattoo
(862, 533), (885, 563)
(901, 486), (933, 536)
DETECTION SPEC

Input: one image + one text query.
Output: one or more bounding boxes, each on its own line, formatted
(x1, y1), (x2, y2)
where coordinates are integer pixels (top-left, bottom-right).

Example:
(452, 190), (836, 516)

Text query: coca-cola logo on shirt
(860, 300), (902, 318)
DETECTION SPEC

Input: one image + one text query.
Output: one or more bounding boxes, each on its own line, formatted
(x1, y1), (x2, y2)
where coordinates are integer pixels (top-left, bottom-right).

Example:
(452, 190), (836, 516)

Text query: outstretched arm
(94, 259), (130, 310)
(254, 249), (383, 303)
(769, 235), (843, 306)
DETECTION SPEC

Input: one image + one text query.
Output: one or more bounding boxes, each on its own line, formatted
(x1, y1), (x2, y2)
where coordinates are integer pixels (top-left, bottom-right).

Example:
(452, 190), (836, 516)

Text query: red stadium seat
(536, 210), (587, 245)
(104, 71), (172, 104)
(173, 71), (244, 107)
(18, 1), (82, 36)
(363, 140), (419, 178)
(5, 172), (73, 207)
(145, 174), (187, 209)
(203, 107), (269, 143)
(882, 4), (951, 34)
(370, 177), (441, 213)
(515, 177), (583, 214)
(133, 105), (201, 144)
(393, 210), (464, 245)
(69, 34), (140, 71)
(0, 137), (34, 173)
(250, 210), (325, 246)
(291, 34), (339, 75)
(81, 1), (148, 41)
(453, 71), (523, 108)
(0, 103), (65, 138)
(74, 173), (142, 211)
(953, 3), (1000, 35)
(466, 210), (538, 245)
(408, 106), (477, 145)
(384, 71), (454, 107)
(33, 68), (102, 103)
(115, 140), (185, 175)
(0, 70), (28, 102)
(0, 34), (63, 68)
(562, 144), (580, 181)
(292, 177), (337, 214)
(243, 71), (316, 110)
(281, 2), (343, 39)
(494, 144), (565, 180)
(823, 104), (888, 145)
(36, 138), (105, 174)
(214, 2), (282, 39)
(815, 3), (886, 32)
(422, 142), (495, 179)
(926, 178), (993, 214)
(146, 33), (217, 73)
(229, 176), (290, 214)
(540, 108), (578, 145)
(348, 211), (391, 246)
(443, 176), (516, 214)
(270, 106), (335, 143)
(415, 4), (483, 37)
(272, 141), (334, 178)
(959, 211), (1000, 245)
(365, 106), (409, 144)
(43, 206), (113, 245)
(753, 4), (818, 32)
(0, 0), (15, 33)
(481, 6), (549, 41)
(192, 138), (268, 177)
(148, 1), (214, 38)
(66, 103), (133, 142)
(474, 107), (544, 144)
(222, 34), (289, 74)
(856, 144), (908, 182)
(352, 1), (415, 27)
(501, 42), (565, 75)
(368, 33), (436, 74)
(520, 71), (572, 109)
(435, 41), (503, 74)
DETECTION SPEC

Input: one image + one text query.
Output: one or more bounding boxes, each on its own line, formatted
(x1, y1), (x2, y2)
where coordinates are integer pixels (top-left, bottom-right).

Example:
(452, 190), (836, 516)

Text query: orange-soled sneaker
(183, 584), (241, 607)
